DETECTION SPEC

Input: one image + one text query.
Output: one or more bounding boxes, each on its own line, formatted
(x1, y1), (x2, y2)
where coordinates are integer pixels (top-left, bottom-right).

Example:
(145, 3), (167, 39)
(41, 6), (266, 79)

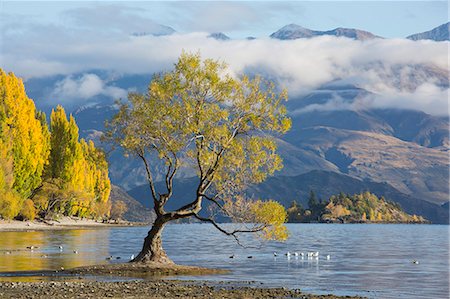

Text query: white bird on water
(130, 254), (135, 260)
(326, 255), (331, 260)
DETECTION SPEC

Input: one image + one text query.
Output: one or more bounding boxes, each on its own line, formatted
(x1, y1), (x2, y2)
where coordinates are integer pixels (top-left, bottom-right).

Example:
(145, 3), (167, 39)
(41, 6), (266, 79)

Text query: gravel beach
(0, 280), (366, 299)
(0, 263), (366, 299)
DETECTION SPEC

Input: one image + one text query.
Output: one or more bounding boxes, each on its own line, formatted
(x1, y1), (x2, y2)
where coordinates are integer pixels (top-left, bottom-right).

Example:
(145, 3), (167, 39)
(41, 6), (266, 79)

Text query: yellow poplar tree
(47, 105), (111, 217)
(0, 69), (50, 198)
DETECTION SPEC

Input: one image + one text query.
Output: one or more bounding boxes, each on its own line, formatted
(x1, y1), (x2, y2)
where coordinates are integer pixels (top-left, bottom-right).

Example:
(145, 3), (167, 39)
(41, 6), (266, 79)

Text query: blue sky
(2, 1), (448, 38)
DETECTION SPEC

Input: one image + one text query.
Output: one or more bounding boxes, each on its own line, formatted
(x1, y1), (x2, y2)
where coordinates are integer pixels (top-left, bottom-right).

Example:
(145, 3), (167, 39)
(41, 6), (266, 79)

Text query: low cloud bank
(1, 24), (448, 115)
(52, 74), (127, 102)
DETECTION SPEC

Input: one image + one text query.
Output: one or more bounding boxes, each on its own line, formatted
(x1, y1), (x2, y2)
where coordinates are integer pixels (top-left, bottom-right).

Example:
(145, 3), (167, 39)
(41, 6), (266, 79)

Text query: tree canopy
(106, 52), (291, 263)
(0, 69), (111, 220)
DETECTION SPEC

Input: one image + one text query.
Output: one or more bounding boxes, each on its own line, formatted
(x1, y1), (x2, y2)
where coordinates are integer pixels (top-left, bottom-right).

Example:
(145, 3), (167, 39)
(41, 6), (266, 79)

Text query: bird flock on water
(3, 245), (420, 265)
(230, 251), (331, 260)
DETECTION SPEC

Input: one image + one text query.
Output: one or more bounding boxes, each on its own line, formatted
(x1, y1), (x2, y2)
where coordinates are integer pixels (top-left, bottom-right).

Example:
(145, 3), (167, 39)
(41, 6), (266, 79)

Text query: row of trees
(288, 191), (426, 223)
(0, 69), (111, 220)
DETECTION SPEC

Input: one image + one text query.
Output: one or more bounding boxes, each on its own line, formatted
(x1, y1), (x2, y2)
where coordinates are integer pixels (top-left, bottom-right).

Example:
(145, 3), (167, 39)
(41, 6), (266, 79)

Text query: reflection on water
(0, 224), (448, 299)
(0, 229), (110, 273)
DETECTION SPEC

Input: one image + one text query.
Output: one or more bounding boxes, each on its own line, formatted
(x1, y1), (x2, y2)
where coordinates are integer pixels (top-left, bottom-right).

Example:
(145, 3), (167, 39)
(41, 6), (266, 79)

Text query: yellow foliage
(251, 200), (289, 241)
(377, 212), (383, 221)
(0, 189), (21, 219)
(47, 107), (111, 218)
(0, 69), (111, 221)
(20, 199), (36, 220)
(0, 69), (50, 197)
(361, 212), (367, 221)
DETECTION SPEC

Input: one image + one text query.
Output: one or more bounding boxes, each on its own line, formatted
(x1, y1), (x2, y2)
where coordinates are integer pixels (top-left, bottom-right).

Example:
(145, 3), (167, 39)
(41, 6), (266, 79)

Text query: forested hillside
(287, 191), (427, 223)
(0, 70), (111, 220)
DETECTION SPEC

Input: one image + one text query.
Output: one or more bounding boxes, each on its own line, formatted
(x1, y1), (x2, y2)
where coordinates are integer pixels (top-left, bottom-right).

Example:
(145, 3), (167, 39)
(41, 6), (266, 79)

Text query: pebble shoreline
(0, 280), (366, 299)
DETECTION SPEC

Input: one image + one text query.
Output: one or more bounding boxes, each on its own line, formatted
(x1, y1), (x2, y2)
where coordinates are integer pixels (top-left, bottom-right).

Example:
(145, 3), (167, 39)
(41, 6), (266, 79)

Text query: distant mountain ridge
(130, 25), (176, 37)
(124, 21), (449, 42)
(407, 22), (450, 41)
(270, 24), (381, 40)
(207, 32), (230, 40)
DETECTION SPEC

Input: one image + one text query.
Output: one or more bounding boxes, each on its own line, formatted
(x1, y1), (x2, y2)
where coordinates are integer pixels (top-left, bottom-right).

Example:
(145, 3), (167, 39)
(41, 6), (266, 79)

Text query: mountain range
(129, 22), (449, 42)
(23, 22), (450, 223)
(407, 22), (450, 41)
(269, 24), (381, 40)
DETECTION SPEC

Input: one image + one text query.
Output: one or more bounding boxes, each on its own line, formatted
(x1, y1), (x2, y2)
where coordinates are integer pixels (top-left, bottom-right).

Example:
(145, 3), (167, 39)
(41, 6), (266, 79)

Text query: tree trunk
(131, 217), (173, 264)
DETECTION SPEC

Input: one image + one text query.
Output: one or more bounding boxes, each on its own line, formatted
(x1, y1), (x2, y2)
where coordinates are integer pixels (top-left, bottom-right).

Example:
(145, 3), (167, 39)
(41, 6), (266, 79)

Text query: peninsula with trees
(288, 191), (428, 223)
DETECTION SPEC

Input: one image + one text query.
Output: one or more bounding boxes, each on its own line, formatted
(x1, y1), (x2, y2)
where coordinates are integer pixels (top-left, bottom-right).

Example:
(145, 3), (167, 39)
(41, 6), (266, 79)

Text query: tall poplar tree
(0, 70), (50, 198)
(47, 105), (111, 217)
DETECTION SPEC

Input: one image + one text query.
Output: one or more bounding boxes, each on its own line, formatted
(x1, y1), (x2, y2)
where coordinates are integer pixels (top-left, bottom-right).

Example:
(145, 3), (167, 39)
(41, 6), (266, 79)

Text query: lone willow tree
(106, 53), (291, 264)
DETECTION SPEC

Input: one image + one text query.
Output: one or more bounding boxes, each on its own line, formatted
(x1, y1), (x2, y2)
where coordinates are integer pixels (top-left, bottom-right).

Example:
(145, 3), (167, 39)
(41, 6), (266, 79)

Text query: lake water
(0, 224), (448, 299)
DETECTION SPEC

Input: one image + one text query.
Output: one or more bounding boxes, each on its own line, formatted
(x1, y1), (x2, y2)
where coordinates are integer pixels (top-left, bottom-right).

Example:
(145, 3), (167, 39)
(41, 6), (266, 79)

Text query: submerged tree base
(65, 262), (229, 278)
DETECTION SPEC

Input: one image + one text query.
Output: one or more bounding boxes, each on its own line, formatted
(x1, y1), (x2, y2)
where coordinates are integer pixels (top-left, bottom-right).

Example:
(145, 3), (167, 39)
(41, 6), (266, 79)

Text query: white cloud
(1, 21), (448, 115)
(365, 82), (449, 115)
(52, 74), (127, 102)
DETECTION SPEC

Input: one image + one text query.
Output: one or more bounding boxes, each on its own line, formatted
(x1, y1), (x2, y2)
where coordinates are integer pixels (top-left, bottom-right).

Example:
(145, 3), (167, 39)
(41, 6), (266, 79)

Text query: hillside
(109, 185), (154, 223)
(287, 191), (428, 223)
(128, 170), (448, 224)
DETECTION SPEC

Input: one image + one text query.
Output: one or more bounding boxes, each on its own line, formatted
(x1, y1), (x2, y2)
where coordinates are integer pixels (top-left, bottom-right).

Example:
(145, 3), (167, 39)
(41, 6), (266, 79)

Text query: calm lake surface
(0, 223), (448, 299)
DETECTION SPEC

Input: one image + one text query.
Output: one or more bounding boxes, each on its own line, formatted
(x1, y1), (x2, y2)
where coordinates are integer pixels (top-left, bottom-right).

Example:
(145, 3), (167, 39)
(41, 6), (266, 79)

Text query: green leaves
(107, 52), (291, 241)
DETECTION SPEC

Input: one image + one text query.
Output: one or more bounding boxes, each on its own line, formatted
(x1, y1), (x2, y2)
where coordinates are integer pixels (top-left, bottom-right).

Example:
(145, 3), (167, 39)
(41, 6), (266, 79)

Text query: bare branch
(136, 150), (160, 214)
(166, 151), (178, 198)
(200, 193), (224, 210)
(193, 213), (266, 247)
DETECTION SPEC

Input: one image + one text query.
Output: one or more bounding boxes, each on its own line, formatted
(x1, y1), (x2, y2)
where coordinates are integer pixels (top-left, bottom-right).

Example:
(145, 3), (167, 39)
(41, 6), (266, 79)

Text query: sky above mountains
(0, 1), (448, 116)
(2, 1), (447, 38)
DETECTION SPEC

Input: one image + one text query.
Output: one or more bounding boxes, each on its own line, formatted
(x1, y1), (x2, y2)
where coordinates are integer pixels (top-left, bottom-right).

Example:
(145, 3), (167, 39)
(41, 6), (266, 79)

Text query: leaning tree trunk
(131, 217), (173, 264)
